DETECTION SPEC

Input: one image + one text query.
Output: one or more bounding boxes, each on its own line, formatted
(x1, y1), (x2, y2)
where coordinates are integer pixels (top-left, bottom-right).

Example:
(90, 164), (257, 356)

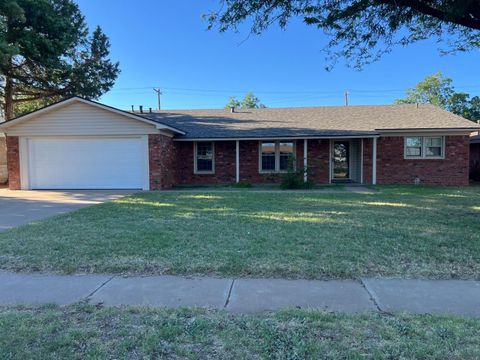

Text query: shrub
(280, 157), (314, 189)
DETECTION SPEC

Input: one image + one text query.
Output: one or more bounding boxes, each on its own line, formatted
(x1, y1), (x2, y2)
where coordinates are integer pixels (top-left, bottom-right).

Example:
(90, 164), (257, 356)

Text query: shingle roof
(138, 103), (480, 139)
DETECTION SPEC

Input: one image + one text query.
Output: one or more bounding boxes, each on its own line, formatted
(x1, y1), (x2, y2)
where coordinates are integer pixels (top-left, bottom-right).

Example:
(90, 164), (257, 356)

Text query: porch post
(328, 139), (332, 184)
(372, 137), (377, 185)
(360, 138), (364, 184)
(303, 139), (308, 182)
(235, 140), (240, 183)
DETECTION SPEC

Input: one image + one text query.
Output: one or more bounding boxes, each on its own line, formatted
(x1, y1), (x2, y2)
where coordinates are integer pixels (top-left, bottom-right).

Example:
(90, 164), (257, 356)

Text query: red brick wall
(173, 139), (325, 185)
(238, 140), (283, 183)
(149, 134), (176, 190)
(362, 138), (373, 184)
(376, 135), (469, 186)
(150, 135), (470, 187)
(6, 136), (20, 190)
(175, 141), (236, 185)
(307, 139), (330, 184)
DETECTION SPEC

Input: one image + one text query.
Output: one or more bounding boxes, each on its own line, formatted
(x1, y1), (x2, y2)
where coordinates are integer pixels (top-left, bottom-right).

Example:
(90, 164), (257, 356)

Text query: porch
(174, 137), (379, 186)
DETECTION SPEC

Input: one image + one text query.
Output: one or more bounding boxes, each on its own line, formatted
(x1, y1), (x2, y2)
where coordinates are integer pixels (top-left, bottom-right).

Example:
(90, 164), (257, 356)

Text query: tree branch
(378, 0), (480, 30)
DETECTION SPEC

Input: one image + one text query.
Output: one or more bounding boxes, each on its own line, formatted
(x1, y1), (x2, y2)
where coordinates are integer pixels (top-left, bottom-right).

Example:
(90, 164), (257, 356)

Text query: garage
(0, 97), (184, 190)
(25, 137), (147, 189)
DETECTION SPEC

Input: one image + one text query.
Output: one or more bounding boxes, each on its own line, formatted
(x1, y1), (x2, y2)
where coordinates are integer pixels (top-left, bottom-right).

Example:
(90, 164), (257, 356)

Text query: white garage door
(26, 137), (148, 189)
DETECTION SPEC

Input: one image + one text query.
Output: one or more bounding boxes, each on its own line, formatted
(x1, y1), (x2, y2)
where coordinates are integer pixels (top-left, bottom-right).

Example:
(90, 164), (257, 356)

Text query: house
(471, 132), (480, 181)
(0, 96), (478, 190)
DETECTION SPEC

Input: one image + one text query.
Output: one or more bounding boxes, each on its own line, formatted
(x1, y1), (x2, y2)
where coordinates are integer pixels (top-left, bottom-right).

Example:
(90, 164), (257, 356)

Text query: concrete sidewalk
(0, 271), (479, 317)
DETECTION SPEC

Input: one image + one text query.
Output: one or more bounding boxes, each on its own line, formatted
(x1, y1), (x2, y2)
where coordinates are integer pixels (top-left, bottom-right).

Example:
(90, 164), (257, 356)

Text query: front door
(333, 141), (350, 179)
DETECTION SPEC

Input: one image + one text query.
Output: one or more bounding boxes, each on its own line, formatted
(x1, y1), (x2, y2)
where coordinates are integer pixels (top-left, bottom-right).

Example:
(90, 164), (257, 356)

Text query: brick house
(0, 97), (478, 190)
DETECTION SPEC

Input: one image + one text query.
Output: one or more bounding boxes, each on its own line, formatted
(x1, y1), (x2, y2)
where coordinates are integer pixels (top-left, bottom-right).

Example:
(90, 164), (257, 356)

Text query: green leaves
(0, 0), (119, 119)
(396, 72), (480, 122)
(225, 92), (265, 109)
(207, 0), (480, 69)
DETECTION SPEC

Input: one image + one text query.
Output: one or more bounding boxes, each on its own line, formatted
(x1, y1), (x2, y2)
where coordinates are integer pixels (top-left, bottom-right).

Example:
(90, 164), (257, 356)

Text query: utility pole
(344, 90), (349, 106)
(153, 88), (162, 110)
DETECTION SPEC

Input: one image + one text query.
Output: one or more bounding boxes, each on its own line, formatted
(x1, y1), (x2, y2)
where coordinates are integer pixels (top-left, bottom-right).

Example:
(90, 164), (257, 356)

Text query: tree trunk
(4, 76), (13, 121)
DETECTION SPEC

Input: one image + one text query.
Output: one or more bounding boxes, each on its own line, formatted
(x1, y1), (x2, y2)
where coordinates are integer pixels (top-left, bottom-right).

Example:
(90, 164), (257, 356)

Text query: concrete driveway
(0, 189), (136, 231)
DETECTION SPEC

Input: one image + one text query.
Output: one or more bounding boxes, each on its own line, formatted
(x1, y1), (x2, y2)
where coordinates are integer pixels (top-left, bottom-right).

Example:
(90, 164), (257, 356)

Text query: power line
(107, 84), (480, 95)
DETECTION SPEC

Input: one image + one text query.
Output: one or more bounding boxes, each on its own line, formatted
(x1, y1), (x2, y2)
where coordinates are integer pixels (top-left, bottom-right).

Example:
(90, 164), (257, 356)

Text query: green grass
(1, 304), (479, 359)
(0, 185), (479, 278)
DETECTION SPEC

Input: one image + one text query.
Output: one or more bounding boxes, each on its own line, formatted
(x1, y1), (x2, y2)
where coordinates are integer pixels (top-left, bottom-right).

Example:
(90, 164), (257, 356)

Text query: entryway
(331, 139), (362, 183)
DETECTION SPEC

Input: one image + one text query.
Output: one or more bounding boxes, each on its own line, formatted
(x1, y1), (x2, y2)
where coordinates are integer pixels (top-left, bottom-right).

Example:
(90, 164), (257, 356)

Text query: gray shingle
(136, 104), (480, 139)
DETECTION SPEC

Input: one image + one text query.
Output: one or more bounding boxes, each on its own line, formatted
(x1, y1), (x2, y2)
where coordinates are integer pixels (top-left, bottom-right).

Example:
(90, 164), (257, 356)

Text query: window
(195, 142), (214, 173)
(279, 142), (294, 171)
(260, 141), (295, 172)
(405, 137), (422, 157)
(404, 137), (444, 159)
(261, 142), (276, 171)
(425, 137), (443, 157)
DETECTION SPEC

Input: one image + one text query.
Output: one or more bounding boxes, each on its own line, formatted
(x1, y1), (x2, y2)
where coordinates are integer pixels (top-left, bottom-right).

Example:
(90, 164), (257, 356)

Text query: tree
(225, 92), (265, 109)
(241, 92), (265, 108)
(396, 72), (454, 108)
(225, 96), (241, 109)
(396, 72), (480, 122)
(0, 0), (119, 120)
(206, 0), (480, 69)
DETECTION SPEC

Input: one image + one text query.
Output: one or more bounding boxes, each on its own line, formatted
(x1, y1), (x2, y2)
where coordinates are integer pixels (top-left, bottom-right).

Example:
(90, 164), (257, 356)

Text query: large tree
(0, 0), (119, 120)
(396, 72), (480, 122)
(206, 0), (480, 69)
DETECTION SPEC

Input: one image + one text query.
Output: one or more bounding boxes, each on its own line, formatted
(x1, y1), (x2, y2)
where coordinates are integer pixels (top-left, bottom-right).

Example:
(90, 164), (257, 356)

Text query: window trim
(258, 140), (296, 173)
(194, 141), (215, 174)
(404, 136), (445, 160)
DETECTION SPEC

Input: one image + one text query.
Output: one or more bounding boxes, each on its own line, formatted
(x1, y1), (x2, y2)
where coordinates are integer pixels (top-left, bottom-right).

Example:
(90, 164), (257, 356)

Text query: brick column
(149, 134), (176, 190)
(6, 136), (20, 190)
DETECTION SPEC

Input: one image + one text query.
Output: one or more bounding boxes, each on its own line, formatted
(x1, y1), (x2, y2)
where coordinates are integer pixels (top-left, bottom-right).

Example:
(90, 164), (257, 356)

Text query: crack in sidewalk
(360, 279), (392, 315)
(224, 279), (235, 308)
(85, 275), (115, 302)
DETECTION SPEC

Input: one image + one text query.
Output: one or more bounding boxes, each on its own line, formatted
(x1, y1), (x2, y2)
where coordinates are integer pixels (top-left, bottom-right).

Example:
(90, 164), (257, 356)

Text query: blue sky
(77, 0), (480, 110)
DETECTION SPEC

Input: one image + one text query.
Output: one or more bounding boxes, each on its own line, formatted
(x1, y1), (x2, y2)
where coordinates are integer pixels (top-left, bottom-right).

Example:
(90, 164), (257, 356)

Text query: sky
(76, 0), (480, 111)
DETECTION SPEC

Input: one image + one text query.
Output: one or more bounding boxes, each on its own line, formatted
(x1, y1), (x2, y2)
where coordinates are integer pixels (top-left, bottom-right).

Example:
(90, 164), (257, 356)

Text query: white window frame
(194, 141), (215, 174)
(258, 140), (295, 173)
(404, 136), (445, 159)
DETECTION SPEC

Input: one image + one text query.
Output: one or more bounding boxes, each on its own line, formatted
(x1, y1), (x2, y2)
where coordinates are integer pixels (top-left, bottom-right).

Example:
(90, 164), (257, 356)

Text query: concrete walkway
(0, 272), (479, 317)
(0, 190), (135, 231)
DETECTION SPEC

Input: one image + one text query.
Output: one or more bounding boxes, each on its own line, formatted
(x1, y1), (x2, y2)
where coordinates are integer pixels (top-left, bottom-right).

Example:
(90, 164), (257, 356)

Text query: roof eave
(173, 133), (380, 141)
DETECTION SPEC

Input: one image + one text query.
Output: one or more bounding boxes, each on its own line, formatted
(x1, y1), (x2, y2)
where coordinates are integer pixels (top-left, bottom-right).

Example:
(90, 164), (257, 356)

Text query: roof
(0, 97), (186, 135)
(136, 104), (480, 140)
(0, 97), (478, 140)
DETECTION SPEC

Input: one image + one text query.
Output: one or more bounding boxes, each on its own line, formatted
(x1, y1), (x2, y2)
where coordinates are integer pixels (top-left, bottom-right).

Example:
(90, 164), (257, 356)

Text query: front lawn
(1, 305), (479, 359)
(0, 186), (479, 278)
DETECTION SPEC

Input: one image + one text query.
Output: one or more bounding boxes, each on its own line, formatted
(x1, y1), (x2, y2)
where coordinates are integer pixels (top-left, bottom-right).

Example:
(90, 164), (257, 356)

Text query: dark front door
(333, 141), (350, 179)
